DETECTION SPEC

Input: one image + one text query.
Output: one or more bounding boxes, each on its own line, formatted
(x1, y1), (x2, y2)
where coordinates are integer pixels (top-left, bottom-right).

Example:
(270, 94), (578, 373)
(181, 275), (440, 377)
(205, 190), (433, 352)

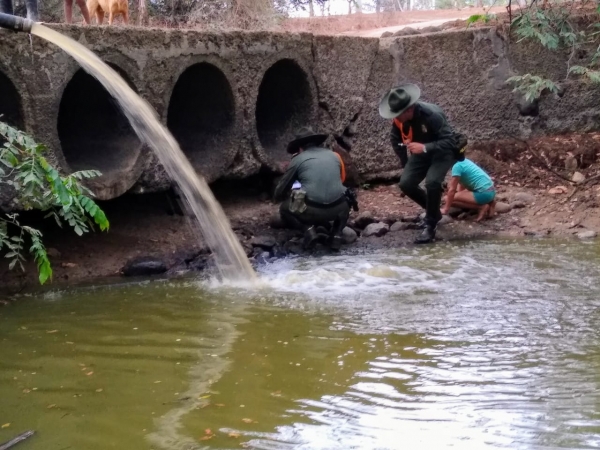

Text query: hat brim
(286, 134), (329, 154)
(378, 84), (421, 119)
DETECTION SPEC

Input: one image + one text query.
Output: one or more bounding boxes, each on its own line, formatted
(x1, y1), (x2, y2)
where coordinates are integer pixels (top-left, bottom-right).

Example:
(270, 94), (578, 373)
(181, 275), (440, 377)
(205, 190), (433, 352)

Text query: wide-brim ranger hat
(378, 84), (421, 119)
(286, 127), (329, 154)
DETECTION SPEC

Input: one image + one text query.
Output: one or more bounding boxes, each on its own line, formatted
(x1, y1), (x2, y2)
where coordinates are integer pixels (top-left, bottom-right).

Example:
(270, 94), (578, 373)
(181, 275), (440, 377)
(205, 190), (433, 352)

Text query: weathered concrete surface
(0, 24), (597, 202)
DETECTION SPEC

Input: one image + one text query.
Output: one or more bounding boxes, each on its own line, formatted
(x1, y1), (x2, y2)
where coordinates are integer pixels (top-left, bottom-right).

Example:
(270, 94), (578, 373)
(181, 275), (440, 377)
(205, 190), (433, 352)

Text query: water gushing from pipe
(19, 23), (256, 282)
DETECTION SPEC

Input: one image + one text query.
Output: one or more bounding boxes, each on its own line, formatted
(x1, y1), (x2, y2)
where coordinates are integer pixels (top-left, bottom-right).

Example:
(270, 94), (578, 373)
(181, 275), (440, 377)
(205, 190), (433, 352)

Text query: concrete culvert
(0, 71), (24, 129)
(57, 65), (144, 200)
(256, 59), (315, 165)
(167, 63), (235, 182)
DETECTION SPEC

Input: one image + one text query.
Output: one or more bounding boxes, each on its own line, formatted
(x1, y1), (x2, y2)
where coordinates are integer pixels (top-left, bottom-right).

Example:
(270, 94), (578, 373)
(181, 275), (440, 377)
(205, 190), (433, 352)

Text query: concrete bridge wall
(0, 25), (597, 201)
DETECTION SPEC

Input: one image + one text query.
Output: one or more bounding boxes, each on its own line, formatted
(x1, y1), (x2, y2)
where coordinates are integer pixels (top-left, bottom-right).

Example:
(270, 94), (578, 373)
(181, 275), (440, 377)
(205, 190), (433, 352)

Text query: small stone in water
(342, 227), (357, 244)
(362, 222), (389, 237)
(390, 221), (411, 232)
(577, 230), (597, 239)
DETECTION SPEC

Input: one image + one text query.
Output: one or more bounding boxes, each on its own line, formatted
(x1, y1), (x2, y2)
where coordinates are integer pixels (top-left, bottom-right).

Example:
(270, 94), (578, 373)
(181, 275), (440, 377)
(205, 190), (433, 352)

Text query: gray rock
(510, 201), (527, 209)
(495, 202), (512, 214)
(250, 235), (277, 249)
(390, 221), (411, 232)
(122, 257), (167, 277)
(447, 207), (463, 217)
(354, 211), (376, 229)
(283, 240), (304, 255)
(380, 31), (394, 38)
(255, 251), (271, 264)
(572, 171), (586, 184)
(514, 192), (536, 204)
(419, 25), (442, 33)
(342, 227), (357, 244)
(362, 222), (389, 237)
(565, 156), (578, 171)
(577, 230), (597, 239)
(438, 215), (453, 226)
(393, 26), (421, 36)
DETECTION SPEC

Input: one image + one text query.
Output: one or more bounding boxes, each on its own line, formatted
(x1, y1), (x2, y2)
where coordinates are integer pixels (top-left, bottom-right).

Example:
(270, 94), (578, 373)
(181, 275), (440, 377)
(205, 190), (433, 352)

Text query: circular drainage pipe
(0, 70), (24, 129)
(57, 66), (145, 200)
(255, 58), (315, 167)
(167, 62), (236, 182)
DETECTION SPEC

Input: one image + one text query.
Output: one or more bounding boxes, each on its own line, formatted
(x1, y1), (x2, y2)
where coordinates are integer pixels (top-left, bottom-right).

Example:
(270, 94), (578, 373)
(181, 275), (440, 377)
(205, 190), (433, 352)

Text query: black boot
(303, 226), (319, 249)
(414, 225), (436, 244)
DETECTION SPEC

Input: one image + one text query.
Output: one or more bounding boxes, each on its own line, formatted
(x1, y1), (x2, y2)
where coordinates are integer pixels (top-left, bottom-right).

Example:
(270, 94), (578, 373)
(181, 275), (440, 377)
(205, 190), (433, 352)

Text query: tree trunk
(375, 0), (381, 13)
(347, 0), (352, 14)
(308, 0), (314, 16)
(354, 0), (363, 13)
(138, 0), (147, 25)
(408, 0), (413, 10)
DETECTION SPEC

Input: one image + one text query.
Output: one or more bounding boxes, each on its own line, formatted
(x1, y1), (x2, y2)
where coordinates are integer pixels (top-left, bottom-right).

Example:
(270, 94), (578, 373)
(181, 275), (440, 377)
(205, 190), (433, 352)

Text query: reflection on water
(2, 239), (600, 449)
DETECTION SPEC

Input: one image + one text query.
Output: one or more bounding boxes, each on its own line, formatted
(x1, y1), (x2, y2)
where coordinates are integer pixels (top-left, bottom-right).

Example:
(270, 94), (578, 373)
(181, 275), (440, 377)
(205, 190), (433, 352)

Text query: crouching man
(274, 127), (350, 251)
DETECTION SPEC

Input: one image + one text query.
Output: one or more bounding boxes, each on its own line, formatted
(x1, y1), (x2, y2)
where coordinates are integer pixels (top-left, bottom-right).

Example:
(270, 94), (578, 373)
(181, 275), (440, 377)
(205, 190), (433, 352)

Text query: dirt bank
(1, 131), (600, 296)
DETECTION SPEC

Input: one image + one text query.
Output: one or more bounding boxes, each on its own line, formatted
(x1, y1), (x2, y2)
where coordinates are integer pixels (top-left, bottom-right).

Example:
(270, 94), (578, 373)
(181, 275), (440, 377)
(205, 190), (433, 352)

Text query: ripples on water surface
(1, 239), (600, 449)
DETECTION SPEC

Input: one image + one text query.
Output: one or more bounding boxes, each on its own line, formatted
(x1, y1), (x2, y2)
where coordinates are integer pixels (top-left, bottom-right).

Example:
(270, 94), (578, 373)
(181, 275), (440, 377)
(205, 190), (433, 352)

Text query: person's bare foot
(476, 204), (490, 222)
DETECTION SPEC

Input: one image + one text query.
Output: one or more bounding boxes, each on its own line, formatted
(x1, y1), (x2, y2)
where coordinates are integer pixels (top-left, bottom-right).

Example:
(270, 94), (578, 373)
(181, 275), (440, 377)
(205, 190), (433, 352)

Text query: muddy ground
(2, 132), (600, 295)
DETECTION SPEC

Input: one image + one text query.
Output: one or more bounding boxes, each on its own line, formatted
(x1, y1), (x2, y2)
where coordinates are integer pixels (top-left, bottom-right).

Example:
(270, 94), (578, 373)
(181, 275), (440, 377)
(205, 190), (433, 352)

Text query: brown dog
(86, 0), (128, 25)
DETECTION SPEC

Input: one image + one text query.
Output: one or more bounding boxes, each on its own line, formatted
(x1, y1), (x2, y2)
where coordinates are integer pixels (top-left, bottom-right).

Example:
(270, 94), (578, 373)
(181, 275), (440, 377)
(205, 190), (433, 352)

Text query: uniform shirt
(451, 158), (494, 193)
(274, 147), (346, 204)
(390, 102), (458, 167)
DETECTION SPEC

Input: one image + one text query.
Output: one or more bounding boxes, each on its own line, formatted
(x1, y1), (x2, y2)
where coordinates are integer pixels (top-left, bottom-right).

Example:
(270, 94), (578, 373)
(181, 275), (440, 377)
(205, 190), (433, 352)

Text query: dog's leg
(108, 10), (113, 24)
(123, 9), (128, 24)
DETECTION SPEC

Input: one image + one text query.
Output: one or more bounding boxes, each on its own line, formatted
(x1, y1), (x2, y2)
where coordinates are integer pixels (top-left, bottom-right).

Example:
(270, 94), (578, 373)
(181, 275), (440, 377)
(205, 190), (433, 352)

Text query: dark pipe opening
(167, 63), (235, 180)
(0, 70), (24, 129)
(256, 59), (313, 163)
(57, 65), (141, 176)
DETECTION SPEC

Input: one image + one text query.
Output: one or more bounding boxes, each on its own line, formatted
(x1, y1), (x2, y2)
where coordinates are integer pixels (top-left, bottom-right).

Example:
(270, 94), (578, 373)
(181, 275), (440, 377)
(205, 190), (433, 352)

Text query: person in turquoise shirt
(441, 153), (496, 222)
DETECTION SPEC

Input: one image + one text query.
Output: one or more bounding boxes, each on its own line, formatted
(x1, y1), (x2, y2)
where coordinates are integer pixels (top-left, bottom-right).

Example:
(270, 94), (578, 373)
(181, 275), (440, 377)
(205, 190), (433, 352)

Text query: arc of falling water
(13, 22), (257, 283)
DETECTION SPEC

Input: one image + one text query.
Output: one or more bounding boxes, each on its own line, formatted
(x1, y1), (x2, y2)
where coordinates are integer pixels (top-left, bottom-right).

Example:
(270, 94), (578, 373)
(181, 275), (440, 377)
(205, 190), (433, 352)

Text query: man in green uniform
(379, 84), (458, 244)
(275, 127), (350, 251)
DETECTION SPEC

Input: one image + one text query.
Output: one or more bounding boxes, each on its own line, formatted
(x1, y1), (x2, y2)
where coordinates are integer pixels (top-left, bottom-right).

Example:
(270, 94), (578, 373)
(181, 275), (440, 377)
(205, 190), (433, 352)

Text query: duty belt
(305, 195), (347, 209)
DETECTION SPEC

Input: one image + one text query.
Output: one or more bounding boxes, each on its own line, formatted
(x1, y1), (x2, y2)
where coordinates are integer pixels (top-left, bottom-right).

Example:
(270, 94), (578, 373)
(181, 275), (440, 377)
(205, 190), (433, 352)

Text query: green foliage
(569, 65), (600, 82)
(466, 13), (497, 27)
(511, 6), (583, 50)
(0, 121), (109, 284)
(506, 74), (560, 102)
(508, 2), (600, 103)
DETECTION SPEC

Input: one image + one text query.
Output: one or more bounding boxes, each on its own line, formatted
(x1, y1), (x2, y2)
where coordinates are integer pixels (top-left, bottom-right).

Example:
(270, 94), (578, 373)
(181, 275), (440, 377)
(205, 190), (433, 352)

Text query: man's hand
(407, 142), (426, 154)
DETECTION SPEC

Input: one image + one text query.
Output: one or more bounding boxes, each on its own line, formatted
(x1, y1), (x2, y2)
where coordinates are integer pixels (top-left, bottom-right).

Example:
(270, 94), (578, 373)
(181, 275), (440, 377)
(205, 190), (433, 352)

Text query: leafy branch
(508, 1), (600, 100)
(506, 74), (560, 102)
(466, 13), (498, 27)
(0, 121), (109, 284)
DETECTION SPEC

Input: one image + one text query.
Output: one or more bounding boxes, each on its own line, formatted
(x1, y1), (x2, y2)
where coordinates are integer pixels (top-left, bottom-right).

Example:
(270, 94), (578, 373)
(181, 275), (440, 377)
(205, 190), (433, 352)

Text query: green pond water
(2, 239), (600, 450)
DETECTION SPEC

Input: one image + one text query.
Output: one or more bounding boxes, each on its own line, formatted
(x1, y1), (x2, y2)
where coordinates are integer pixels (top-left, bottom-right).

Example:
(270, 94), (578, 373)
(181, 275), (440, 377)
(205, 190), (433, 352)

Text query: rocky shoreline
(1, 173), (599, 298)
